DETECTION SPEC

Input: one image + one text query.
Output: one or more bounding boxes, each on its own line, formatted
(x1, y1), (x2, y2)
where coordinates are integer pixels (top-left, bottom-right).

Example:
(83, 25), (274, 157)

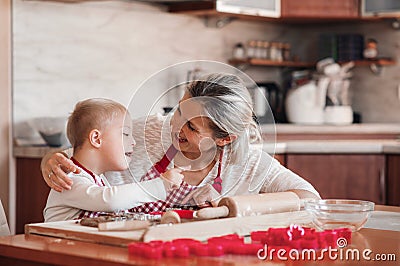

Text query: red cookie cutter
(128, 225), (352, 258)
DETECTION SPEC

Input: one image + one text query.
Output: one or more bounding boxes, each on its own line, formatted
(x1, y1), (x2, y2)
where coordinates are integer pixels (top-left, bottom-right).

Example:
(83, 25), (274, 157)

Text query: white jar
(233, 43), (245, 59)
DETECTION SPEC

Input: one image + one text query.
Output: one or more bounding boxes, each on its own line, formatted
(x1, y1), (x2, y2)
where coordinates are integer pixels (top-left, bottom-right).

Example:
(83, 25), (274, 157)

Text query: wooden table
(1, 206), (399, 266)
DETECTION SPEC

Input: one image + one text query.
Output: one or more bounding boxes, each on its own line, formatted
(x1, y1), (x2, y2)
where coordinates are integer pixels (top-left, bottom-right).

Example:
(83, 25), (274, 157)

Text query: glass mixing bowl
(304, 199), (374, 232)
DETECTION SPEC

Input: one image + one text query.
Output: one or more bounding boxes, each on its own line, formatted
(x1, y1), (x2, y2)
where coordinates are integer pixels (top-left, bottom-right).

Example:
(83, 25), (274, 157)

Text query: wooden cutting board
(26, 211), (312, 246)
(25, 220), (145, 247)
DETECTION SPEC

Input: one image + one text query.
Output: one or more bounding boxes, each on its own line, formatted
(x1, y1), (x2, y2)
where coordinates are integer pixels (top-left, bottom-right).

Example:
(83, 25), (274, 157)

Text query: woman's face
(171, 93), (217, 156)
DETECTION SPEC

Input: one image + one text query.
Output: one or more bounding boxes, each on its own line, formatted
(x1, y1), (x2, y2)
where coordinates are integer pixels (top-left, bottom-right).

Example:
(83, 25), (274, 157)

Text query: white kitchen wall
(13, 0), (400, 136)
(13, 0), (283, 138)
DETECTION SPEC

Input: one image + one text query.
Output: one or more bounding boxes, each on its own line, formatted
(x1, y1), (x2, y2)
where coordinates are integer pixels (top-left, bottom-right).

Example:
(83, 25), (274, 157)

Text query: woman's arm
(288, 189), (320, 200)
(40, 149), (78, 192)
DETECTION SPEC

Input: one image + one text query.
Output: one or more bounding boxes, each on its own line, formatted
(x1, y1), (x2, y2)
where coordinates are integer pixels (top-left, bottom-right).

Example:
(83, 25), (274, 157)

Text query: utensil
(195, 192), (301, 219)
(98, 220), (150, 231)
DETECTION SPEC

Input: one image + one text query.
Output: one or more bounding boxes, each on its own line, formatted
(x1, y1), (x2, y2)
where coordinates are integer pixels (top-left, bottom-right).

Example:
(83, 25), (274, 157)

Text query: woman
(41, 73), (319, 210)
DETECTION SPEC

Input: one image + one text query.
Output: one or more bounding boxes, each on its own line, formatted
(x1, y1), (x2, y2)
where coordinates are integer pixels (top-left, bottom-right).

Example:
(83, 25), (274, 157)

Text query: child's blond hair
(67, 98), (127, 151)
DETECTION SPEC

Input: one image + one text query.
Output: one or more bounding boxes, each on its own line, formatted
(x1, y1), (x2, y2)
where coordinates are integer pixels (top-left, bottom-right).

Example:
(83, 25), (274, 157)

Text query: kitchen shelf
(228, 58), (396, 68)
(340, 58), (396, 66)
(228, 58), (315, 68)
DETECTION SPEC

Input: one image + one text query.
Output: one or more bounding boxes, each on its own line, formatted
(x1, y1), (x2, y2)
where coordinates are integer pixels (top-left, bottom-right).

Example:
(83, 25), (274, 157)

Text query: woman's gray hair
(186, 73), (261, 164)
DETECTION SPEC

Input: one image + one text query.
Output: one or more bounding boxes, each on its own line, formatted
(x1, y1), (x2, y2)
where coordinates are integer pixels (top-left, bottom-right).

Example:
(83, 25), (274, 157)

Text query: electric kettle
(252, 82), (286, 124)
(285, 80), (327, 125)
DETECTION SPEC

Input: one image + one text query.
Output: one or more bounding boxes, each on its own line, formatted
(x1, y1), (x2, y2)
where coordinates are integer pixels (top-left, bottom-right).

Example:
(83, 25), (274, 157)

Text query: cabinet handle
(379, 168), (386, 204)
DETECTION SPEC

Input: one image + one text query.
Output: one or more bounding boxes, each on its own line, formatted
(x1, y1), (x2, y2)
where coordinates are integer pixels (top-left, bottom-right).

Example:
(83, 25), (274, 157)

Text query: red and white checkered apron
(129, 145), (224, 213)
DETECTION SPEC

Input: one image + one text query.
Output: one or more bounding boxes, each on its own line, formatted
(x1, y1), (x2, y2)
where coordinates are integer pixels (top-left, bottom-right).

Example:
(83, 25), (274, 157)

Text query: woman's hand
(181, 184), (221, 207)
(41, 152), (80, 192)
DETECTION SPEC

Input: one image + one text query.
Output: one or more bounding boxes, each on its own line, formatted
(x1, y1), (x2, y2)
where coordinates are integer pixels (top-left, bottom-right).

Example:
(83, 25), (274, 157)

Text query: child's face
(100, 112), (135, 172)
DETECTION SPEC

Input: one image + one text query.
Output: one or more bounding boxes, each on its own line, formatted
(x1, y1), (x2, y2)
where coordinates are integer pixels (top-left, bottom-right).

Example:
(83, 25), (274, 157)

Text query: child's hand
(161, 168), (184, 191)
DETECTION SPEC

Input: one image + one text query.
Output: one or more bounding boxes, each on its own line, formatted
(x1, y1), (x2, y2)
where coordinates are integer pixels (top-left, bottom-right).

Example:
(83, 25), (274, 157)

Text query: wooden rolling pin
(160, 211), (182, 224)
(195, 192), (301, 219)
(98, 220), (150, 231)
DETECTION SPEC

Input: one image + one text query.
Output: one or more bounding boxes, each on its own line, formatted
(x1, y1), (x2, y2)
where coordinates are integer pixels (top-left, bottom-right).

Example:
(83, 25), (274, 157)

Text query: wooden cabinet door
(387, 155), (400, 206)
(286, 154), (385, 204)
(16, 158), (50, 234)
(281, 0), (359, 18)
(274, 154), (286, 165)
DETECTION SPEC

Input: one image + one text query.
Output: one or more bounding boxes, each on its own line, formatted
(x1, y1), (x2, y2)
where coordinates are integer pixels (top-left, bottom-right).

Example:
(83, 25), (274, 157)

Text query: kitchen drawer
(16, 158), (49, 234)
(286, 154), (386, 204)
(281, 0), (359, 18)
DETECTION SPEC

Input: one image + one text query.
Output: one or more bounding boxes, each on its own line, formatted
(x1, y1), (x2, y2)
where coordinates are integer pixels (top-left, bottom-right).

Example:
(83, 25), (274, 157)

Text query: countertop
(270, 140), (400, 154)
(261, 123), (400, 134)
(13, 140), (400, 158)
(1, 206), (399, 266)
(13, 146), (68, 158)
(14, 123), (400, 158)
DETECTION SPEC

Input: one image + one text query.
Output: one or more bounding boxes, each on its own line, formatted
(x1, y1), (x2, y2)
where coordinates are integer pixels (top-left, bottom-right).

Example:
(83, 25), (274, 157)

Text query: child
(44, 98), (183, 222)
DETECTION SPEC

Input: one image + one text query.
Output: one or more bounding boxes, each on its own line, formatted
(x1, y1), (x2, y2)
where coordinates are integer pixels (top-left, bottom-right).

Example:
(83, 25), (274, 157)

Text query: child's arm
(48, 173), (168, 212)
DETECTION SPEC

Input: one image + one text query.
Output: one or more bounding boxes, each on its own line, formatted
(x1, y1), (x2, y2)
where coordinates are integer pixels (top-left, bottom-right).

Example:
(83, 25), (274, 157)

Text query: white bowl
(324, 106), (353, 125)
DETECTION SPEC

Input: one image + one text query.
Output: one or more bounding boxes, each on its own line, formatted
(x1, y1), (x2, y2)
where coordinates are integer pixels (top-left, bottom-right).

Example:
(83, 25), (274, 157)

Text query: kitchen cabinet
(166, 0), (366, 21)
(16, 158), (49, 234)
(274, 154), (286, 165)
(281, 0), (359, 19)
(387, 155), (400, 206)
(286, 154), (386, 204)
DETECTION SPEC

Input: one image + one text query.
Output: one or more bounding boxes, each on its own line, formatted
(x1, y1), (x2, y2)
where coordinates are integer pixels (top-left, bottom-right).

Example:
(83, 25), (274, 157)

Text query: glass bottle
(270, 42), (279, 61)
(282, 43), (291, 61)
(262, 41), (270, 59)
(247, 40), (256, 59)
(233, 43), (245, 59)
(276, 42), (283, 62)
(255, 40), (264, 59)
